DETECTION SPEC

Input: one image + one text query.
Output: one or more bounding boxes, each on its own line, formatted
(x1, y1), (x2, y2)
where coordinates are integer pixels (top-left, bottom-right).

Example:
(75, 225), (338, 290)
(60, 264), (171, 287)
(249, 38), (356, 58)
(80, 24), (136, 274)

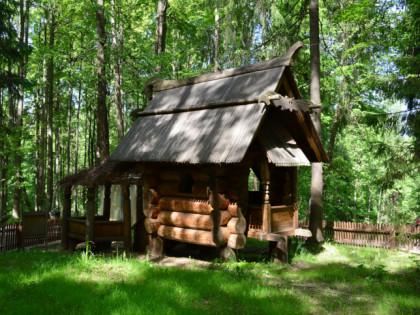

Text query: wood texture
(144, 217), (161, 234)
(157, 225), (229, 247)
(227, 203), (238, 217)
(86, 187), (95, 243)
(143, 205), (160, 219)
(158, 210), (231, 230)
(227, 234), (246, 249)
(159, 197), (212, 214)
(260, 158), (271, 233)
(227, 217), (247, 234)
(122, 184), (132, 251)
(142, 41), (302, 96)
(61, 185), (71, 250)
(147, 234), (164, 256)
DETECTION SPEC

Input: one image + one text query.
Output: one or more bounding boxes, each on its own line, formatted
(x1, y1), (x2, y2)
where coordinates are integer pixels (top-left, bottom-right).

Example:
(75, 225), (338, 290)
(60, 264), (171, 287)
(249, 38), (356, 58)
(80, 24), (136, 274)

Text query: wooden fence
(2, 219), (418, 252)
(299, 220), (420, 251)
(0, 220), (62, 252)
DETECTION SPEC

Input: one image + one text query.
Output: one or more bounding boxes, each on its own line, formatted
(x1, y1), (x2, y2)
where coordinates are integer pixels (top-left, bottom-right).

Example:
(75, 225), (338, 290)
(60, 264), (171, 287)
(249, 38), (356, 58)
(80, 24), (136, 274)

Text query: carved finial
(285, 41), (304, 66)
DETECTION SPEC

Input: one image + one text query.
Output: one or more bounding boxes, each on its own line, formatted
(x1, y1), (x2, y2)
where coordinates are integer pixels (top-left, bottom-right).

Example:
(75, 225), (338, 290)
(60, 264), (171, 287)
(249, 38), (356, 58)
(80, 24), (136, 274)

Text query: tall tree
(308, 0), (324, 244)
(111, 0), (124, 140)
(155, 0), (168, 73)
(45, 7), (55, 213)
(96, 0), (109, 164)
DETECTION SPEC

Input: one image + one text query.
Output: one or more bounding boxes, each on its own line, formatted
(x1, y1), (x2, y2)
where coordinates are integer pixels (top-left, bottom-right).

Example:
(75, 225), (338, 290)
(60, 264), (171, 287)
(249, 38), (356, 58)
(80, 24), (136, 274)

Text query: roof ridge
(142, 41), (303, 100)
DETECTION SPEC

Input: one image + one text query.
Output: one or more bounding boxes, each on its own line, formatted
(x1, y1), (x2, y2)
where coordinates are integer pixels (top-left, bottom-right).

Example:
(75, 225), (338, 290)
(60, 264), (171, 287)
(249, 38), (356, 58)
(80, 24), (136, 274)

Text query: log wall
(143, 167), (248, 252)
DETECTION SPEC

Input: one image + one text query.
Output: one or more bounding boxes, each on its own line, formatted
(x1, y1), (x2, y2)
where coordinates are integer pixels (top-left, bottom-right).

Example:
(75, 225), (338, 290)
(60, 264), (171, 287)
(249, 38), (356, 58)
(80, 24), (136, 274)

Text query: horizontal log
(158, 225), (229, 247)
(143, 205), (160, 219)
(227, 203), (238, 217)
(228, 234), (247, 249)
(148, 189), (160, 204)
(158, 210), (231, 230)
(145, 218), (160, 234)
(159, 197), (213, 214)
(227, 217), (247, 234)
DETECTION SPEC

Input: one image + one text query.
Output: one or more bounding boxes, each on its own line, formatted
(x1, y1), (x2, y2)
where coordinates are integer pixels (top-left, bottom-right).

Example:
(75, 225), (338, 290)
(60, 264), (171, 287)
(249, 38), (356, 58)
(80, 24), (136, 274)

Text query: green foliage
(0, 0), (418, 227)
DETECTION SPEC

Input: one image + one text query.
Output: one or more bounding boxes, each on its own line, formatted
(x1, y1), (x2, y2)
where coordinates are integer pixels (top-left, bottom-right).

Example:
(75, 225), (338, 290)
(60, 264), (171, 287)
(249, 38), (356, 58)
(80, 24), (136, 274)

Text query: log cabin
(106, 41), (328, 262)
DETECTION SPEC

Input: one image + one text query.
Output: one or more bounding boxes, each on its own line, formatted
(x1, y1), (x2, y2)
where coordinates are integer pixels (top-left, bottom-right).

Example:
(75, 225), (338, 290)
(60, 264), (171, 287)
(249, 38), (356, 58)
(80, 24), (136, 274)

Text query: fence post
(391, 226), (396, 250)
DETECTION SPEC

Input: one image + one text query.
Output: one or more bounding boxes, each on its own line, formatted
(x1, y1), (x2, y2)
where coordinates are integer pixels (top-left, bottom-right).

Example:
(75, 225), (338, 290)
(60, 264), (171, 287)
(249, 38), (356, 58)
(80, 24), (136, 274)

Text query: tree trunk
(214, 1), (220, 71)
(54, 98), (60, 210)
(73, 78), (82, 216)
(37, 16), (48, 212)
(155, 0), (168, 72)
(308, 0), (324, 244)
(12, 0), (26, 219)
(66, 48), (73, 176)
(377, 187), (382, 223)
(96, 0), (109, 165)
(111, 0), (124, 141)
(46, 8), (55, 213)
(0, 91), (4, 218)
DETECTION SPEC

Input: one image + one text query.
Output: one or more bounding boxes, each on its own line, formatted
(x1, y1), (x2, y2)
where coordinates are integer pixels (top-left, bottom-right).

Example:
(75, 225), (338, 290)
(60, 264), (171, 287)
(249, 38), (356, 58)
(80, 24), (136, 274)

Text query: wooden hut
(59, 161), (145, 252)
(108, 42), (328, 261)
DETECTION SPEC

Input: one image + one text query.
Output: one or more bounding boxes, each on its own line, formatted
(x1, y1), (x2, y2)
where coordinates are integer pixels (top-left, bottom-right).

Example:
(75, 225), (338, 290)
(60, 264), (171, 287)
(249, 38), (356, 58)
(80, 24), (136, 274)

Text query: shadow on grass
(0, 248), (419, 314)
(0, 251), (306, 315)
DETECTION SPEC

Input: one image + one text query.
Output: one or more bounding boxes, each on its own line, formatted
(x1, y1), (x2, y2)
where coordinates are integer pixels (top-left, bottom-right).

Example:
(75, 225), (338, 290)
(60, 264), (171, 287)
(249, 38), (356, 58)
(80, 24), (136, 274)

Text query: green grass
(0, 242), (419, 315)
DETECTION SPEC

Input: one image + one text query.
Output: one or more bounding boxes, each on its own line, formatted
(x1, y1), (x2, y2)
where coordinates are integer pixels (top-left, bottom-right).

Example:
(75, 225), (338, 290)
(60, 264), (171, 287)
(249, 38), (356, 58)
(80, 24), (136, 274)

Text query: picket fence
(299, 220), (420, 251)
(0, 220), (62, 252)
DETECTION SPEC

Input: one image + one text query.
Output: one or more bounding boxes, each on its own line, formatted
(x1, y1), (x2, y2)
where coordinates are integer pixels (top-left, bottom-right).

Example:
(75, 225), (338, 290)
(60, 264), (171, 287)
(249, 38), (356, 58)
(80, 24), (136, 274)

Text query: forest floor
(0, 240), (418, 314)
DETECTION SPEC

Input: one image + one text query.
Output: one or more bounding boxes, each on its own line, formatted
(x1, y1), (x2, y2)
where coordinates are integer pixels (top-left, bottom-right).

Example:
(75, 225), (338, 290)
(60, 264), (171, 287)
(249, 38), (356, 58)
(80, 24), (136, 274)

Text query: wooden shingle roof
(109, 42), (328, 166)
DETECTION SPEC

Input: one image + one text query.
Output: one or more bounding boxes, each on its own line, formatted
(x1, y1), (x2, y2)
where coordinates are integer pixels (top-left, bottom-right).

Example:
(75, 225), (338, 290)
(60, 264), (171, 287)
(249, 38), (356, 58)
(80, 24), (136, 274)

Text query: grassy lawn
(0, 241), (418, 315)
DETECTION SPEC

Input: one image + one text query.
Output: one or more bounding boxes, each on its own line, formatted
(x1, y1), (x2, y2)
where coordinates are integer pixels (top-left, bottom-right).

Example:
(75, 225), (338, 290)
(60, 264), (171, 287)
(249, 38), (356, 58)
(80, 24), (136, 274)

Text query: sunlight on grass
(0, 244), (418, 315)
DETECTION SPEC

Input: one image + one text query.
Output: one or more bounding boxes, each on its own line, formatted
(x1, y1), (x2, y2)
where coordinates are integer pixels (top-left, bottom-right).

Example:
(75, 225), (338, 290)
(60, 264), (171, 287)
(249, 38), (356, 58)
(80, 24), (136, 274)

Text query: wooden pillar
(122, 184), (132, 252)
(291, 168), (299, 229)
(61, 185), (72, 250)
(209, 176), (223, 247)
(103, 184), (111, 220)
(133, 184), (147, 251)
(86, 187), (95, 245)
(269, 236), (288, 264)
(261, 158), (271, 234)
(144, 175), (164, 256)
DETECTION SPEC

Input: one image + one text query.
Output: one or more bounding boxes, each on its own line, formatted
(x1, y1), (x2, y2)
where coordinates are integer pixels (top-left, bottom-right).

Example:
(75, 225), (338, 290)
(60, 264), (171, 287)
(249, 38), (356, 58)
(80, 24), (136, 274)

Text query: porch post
(261, 157), (272, 234)
(122, 184), (132, 252)
(86, 187), (95, 245)
(61, 184), (72, 250)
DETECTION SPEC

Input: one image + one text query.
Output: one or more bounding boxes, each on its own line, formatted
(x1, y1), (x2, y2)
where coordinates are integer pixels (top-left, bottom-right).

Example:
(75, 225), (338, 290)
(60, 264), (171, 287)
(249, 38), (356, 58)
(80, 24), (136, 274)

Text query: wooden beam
(209, 176), (224, 246)
(269, 237), (288, 264)
(86, 187), (95, 244)
(122, 184), (132, 252)
(133, 184), (147, 252)
(260, 158), (271, 234)
(103, 184), (111, 220)
(61, 185), (72, 250)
